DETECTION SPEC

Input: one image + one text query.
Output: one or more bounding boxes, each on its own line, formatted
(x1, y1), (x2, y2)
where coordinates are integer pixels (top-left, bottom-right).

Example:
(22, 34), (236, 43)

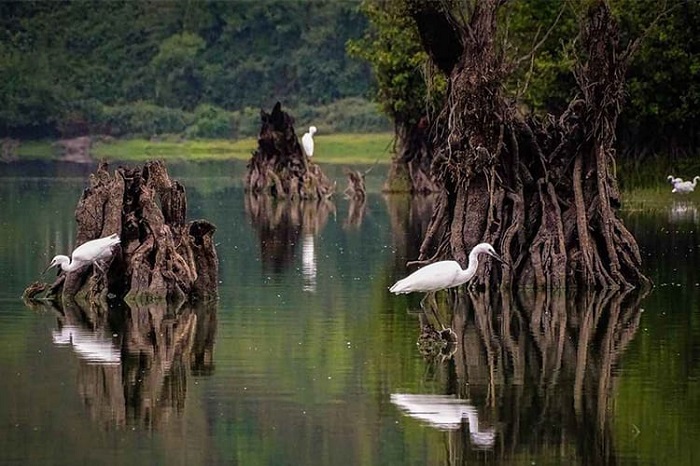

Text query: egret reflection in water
(391, 394), (496, 449)
(668, 200), (699, 224)
(34, 298), (217, 430)
(398, 286), (647, 464)
(52, 325), (121, 365)
(302, 233), (317, 292)
(245, 193), (332, 291)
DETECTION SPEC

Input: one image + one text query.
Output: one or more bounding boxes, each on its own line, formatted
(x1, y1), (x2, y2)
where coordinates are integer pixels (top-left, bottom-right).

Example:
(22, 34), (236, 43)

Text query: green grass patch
(8, 132), (395, 164)
(15, 141), (58, 160)
(91, 137), (258, 161)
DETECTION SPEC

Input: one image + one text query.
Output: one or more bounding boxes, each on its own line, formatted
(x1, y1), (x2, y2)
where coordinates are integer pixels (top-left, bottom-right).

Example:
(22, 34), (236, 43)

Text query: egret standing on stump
(302, 125), (317, 158)
(44, 233), (120, 274)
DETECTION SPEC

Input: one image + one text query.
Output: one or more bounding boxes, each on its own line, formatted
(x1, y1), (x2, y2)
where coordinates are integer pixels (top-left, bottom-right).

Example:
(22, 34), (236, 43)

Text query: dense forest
(0, 0), (386, 139)
(1, 0), (698, 161)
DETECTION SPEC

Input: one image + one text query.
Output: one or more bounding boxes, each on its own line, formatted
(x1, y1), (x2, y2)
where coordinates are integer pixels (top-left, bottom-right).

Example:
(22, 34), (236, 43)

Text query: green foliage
(186, 104), (234, 139)
(500, 1), (578, 114)
(101, 102), (191, 137)
(151, 33), (206, 110)
(0, 1), (373, 138)
(292, 97), (390, 134)
(347, 0), (443, 128)
(616, 0), (700, 158)
(1, 0), (697, 159)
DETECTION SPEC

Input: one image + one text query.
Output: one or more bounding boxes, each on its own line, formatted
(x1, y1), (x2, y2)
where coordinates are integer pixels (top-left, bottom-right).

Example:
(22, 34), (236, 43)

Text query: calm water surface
(0, 161), (699, 465)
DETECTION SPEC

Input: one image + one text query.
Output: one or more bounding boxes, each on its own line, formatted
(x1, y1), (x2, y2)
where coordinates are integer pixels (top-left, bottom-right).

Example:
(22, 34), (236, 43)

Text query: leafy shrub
(185, 104), (234, 139)
(291, 98), (391, 135)
(100, 102), (192, 137)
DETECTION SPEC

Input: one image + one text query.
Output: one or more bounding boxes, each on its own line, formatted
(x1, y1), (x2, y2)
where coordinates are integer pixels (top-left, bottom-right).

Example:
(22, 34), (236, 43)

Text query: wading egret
(672, 176), (700, 194)
(389, 243), (503, 295)
(44, 233), (120, 274)
(302, 125), (317, 158)
(390, 243), (503, 331)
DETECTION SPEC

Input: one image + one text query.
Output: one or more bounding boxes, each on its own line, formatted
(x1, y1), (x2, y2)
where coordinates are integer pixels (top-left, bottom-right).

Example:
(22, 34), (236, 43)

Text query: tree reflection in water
(245, 193), (334, 276)
(38, 298), (217, 430)
(397, 287), (646, 465)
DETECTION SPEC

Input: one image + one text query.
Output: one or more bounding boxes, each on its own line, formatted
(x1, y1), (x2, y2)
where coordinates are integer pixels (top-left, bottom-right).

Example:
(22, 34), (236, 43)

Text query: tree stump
(245, 102), (334, 199)
(26, 160), (218, 304)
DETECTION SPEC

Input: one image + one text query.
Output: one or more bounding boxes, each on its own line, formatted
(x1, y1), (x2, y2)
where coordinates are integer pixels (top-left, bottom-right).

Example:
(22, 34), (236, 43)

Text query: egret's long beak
(489, 252), (504, 263)
(42, 263), (54, 275)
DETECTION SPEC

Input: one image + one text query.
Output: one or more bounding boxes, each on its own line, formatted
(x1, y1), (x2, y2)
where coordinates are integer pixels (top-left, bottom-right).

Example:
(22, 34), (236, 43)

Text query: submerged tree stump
(27, 160), (218, 304)
(245, 102), (334, 199)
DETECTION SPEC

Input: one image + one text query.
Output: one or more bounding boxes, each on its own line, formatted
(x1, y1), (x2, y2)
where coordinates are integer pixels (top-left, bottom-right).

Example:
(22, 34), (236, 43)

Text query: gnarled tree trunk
(26, 161), (219, 304)
(408, 0), (649, 290)
(245, 102), (334, 199)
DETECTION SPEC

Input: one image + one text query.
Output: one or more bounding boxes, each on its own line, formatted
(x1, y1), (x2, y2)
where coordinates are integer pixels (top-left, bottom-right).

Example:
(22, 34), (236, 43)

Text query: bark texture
(245, 102), (334, 199)
(27, 160), (218, 304)
(408, 0), (649, 289)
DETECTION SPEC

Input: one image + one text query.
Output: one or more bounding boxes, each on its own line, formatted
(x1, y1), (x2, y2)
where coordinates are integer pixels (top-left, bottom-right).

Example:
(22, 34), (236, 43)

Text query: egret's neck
(694, 176), (700, 186)
(56, 255), (81, 272)
(459, 250), (481, 281)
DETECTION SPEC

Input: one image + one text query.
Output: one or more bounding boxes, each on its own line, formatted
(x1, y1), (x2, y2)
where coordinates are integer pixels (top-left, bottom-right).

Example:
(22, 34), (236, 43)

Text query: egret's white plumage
(668, 175), (683, 184)
(672, 176), (700, 194)
(45, 233), (120, 273)
(389, 243), (502, 294)
(302, 125), (317, 157)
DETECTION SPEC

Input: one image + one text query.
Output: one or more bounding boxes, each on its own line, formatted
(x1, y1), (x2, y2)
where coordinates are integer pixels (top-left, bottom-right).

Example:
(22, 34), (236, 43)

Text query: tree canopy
(0, 0), (373, 138)
(0, 0), (697, 160)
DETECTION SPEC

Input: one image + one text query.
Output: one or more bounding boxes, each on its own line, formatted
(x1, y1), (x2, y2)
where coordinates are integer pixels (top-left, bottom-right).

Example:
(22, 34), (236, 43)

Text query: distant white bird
(390, 394), (496, 448)
(301, 125), (317, 157)
(44, 233), (120, 273)
(390, 243), (503, 296)
(672, 176), (700, 194)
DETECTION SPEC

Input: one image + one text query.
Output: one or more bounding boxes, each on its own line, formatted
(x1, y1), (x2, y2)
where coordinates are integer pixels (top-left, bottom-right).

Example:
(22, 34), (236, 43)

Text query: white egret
(672, 176), (700, 194)
(390, 243), (503, 295)
(44, 233), (120, 273)
(301, 125), (317, 158)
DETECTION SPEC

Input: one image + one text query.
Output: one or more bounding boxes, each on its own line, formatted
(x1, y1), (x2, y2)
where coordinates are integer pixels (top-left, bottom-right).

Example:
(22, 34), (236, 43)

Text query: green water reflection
(0, 161), (699, 465)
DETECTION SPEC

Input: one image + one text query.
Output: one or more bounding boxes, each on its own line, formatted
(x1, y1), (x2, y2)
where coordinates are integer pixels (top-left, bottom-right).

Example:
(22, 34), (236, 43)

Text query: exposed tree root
(408, 0), (649, 290)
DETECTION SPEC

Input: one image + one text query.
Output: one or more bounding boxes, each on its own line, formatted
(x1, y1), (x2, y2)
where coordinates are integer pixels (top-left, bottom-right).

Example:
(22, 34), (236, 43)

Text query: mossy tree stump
(245, 102), (334, 199)
(28, 160), (218, 305)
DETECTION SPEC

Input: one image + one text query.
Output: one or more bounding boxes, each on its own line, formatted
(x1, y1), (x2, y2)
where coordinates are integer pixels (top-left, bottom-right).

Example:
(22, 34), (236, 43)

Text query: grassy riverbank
(15, 132), (395, 165)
